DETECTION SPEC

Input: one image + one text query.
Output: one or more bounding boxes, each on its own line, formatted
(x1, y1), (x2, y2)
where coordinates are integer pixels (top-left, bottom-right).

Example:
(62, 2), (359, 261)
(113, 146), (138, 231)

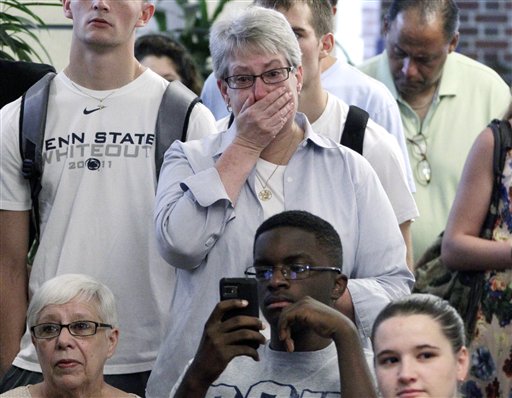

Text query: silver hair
(209, 5), (302, 80)
(27, 274), (118, 328)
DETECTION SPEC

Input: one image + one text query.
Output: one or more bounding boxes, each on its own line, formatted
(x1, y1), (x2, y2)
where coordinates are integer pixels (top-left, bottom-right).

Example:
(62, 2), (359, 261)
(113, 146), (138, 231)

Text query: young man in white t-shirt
(0, 0), (215, 396)
(172, 210), (377, 398)
(254, 0), (418, 268)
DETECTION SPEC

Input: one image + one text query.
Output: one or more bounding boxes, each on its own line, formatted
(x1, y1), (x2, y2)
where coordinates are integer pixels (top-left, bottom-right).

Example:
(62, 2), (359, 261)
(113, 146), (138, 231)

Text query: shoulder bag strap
(340, 105), (369, 155)
(154, 80), (201, 179)
(19, 71), (56, 241)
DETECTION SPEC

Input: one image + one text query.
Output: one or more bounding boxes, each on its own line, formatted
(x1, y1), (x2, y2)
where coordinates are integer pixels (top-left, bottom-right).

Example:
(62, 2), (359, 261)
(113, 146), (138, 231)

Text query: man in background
(360, 0), (511, 262)
(255, 0), (418, 267)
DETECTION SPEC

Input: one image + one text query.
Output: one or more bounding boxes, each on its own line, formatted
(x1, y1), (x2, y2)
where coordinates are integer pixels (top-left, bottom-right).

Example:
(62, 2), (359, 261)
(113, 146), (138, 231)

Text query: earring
(226, 104), (232, 113)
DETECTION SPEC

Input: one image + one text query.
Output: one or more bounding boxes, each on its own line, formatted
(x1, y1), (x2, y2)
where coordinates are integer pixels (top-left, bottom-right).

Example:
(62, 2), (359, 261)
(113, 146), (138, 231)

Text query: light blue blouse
(148, 113), (414, 398)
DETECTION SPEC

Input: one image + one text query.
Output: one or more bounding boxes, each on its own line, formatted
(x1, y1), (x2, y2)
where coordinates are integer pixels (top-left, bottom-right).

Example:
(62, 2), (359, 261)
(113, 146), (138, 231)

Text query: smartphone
(219, 277), (260, 349)
(219, 277), (259, 321)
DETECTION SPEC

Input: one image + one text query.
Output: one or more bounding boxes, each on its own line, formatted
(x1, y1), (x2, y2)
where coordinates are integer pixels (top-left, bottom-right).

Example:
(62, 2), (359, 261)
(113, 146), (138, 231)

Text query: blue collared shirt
(148, 113), (414, 397)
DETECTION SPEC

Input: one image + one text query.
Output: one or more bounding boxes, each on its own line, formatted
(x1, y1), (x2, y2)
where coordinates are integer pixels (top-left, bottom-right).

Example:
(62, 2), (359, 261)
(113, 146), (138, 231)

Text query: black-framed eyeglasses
(31, 321), (113, 339)
(245, 264), (342, 281)
(224, 66), (295, 89)
(407, 132), (431, 185)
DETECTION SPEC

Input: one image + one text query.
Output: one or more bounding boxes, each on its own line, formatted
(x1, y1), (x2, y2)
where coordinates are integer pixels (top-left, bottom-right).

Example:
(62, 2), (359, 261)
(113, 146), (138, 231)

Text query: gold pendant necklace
(255, 169), (278, 201)
(258, 188), (273, 201)
(255, 127), (300, 201)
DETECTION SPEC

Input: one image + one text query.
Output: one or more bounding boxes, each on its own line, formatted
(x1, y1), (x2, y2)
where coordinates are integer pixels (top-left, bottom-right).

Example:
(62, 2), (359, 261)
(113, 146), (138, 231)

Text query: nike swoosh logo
(83, 106), (104, 115)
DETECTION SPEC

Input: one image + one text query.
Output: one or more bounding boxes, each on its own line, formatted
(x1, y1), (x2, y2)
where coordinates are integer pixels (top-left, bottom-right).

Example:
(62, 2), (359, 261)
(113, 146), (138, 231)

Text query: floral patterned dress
(461, 150), (512, 398)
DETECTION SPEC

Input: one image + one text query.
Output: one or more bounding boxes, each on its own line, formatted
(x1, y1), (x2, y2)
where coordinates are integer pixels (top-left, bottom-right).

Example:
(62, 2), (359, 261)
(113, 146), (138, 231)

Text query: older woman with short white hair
(0, 274), (138, 398)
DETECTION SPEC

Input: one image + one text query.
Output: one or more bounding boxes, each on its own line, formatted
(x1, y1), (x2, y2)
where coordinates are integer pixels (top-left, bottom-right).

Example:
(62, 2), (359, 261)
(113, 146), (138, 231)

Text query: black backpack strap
(490, 119), (512, 176)
(19, 72), (56, 241)
(155, 80), (201, 179)
(340, 105), (369, 155)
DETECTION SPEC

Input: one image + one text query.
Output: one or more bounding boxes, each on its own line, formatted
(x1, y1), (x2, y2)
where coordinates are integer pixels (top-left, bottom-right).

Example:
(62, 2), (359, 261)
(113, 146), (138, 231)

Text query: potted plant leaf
(0, 0), (61, 62)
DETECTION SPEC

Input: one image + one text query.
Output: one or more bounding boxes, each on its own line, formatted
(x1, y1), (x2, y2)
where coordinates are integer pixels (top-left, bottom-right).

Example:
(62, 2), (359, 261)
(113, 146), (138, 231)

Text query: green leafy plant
(0, 0), (61, 62)
(154, 0), (231, 77)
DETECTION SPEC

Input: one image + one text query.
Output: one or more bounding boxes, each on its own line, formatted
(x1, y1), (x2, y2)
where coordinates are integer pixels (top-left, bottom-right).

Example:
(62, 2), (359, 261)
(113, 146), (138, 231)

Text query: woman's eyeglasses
(31, 321), (113, 339)
(224, 66), (295, 89)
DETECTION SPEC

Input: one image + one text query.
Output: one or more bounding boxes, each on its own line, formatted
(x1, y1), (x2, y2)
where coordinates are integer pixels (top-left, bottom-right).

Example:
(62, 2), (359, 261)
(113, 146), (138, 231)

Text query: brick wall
(365, 0), (512, 85)
(458, 1), (511, 85)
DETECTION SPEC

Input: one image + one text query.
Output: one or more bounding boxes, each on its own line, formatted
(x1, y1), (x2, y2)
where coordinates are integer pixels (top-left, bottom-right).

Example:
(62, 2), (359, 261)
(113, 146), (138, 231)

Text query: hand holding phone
(219, 277), (260, 349)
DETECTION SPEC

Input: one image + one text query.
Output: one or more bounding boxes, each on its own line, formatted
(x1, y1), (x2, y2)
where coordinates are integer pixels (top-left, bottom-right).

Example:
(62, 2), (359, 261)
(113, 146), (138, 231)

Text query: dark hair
(255, 0), (333, 37)
(371, 294), (466, 353)
(254, 210), (343, 268)
(385, 0), (460, 41)
(134, 33), (203, 95)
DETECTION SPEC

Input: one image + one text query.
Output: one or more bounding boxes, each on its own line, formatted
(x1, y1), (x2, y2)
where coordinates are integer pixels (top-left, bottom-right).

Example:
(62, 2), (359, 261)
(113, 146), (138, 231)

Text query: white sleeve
(0, 99), (31, 211)
(185, 103), (218, 141)
(363, 119), (419, 224)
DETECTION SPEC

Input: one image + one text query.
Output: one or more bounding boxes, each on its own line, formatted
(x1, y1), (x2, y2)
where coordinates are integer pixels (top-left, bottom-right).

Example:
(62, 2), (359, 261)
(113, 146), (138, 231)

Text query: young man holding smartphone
(170, 210), (376, 398)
